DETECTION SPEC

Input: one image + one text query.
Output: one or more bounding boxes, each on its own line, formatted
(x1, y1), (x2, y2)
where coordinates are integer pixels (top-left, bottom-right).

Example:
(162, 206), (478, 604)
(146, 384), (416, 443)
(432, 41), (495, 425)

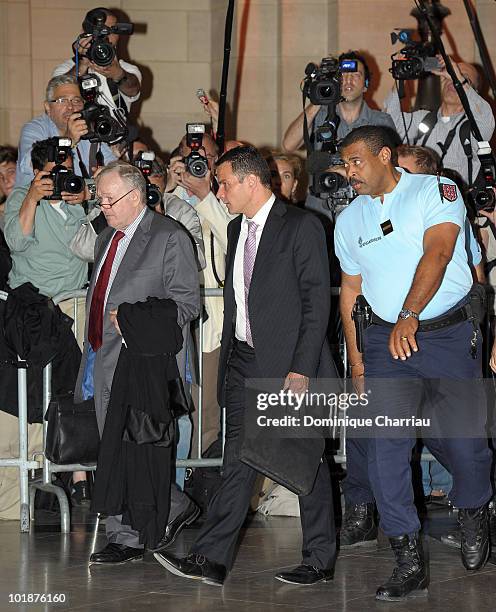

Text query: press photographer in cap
(53, 7), (141, 119)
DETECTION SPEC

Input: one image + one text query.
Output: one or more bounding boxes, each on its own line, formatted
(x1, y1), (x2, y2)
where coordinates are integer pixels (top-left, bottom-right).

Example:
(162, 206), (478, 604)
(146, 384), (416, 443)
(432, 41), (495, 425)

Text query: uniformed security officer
(334, 125), (493, 601)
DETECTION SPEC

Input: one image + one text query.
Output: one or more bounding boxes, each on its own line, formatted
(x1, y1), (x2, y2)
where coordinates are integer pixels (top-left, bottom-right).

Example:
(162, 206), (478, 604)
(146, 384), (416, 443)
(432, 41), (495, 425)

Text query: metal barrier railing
(10, 282), (462, 532)
(0, 290), (40, 532)
(29, 290), (89, 533)
(29, 288), (228, 531)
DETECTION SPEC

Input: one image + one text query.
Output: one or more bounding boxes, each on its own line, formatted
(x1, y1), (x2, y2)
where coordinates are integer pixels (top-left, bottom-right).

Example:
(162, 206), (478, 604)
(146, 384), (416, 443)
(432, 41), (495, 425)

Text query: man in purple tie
(154, 145), (336, 587)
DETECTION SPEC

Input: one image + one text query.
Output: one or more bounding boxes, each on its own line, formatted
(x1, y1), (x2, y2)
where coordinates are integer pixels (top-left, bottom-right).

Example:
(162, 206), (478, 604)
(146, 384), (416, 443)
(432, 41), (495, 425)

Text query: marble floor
(0, 503), (495, 612)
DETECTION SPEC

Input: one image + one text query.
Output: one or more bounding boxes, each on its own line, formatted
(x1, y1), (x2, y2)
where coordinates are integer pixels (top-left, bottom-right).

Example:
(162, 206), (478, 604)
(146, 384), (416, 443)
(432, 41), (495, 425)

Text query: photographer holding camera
(5, 138), (90, 300)
(284, 52), (395, 153)
(5, 137), (93, 503)
(53, 7), (141, 119)
(283, 52), (395, 216)
(384, 54), (495, 187)
(167, 126), (236, 454)
(15, 75), (116, 188)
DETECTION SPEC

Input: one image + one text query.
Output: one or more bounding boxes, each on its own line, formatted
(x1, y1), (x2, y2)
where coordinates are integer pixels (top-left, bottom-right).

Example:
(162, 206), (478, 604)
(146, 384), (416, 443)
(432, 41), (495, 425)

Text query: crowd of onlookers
(0, 5), (495, 518)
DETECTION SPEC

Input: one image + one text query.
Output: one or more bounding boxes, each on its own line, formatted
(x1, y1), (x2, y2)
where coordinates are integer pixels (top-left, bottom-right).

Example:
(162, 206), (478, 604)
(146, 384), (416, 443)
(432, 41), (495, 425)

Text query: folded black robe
(91, 297), (183, 548)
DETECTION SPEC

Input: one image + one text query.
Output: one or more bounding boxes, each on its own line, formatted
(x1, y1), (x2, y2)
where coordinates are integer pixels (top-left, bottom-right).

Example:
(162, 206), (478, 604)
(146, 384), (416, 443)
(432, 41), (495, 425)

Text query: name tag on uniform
(380, 220), (394, 236)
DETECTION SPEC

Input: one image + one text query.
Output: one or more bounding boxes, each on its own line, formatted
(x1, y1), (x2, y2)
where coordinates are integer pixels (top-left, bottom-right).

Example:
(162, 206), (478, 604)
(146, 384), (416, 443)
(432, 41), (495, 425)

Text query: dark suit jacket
(218, 197), (333, 407)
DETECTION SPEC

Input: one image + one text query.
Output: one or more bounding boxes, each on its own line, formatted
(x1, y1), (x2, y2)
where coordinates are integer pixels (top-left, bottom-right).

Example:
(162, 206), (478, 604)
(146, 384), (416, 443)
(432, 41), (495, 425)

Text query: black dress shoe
(459, 505), (490, 570)
(89, 543), (144, 565)
(71, 480), (91, 506)
(154, 551), (226, 586)
(149, 501), (200, 552)
(340, 502), (377, 548)
(376, 533), (429, 601)
(440, 529), (461, 550)
(275, 564), (334, 585)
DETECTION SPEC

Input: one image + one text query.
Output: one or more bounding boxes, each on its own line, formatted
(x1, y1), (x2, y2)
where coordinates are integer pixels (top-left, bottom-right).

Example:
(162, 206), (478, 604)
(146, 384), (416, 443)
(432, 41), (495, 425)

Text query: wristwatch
(87, 180), (97, 200)
(398, 308), (419, 321)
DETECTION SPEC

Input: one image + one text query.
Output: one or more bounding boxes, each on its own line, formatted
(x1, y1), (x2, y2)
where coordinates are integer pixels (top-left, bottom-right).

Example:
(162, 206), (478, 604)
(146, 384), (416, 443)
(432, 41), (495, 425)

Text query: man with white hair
(74, 160), (200, 564)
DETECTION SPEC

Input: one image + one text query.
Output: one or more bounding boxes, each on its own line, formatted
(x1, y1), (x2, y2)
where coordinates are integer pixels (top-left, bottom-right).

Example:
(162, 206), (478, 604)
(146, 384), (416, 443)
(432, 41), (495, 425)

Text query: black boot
(489, 497), (496, 565)
(459, 505), (490, 570)
(339, 502), (377, 547)
(375, 533), (429, 601)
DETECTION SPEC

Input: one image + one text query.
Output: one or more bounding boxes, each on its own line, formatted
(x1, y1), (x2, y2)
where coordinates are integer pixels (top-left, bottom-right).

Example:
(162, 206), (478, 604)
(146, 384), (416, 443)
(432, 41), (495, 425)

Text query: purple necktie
(244, 221), (258, 347)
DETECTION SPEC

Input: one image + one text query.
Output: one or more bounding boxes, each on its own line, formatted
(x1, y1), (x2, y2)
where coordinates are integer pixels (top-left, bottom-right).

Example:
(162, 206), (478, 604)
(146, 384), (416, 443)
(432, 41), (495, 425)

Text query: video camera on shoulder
(78, 74), (127, 144)
(303, 57), (342, 107)
(390, 29), (441, 80)
(183, 124), (209, 178)
(301, 57), (357, 212)
(307, 150), (355, 211)
(45, 137), (84, 200)
(470, 143), (496, 213)
(133, 151), (162, 209)
(81, 9), (133, 68)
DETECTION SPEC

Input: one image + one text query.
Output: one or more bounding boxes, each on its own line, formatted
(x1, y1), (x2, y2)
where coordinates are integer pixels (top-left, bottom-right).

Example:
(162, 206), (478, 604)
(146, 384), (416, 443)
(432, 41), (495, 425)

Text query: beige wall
(0, 0), (495, 154)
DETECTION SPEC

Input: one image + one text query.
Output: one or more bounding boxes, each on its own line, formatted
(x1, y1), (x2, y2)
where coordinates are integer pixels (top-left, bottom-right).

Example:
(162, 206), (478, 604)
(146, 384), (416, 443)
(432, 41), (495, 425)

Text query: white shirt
(94, 206), (146, 310)
(51, 201), (67, 220)
(233, 194), (275, 341)
(52, 59), (142, 113)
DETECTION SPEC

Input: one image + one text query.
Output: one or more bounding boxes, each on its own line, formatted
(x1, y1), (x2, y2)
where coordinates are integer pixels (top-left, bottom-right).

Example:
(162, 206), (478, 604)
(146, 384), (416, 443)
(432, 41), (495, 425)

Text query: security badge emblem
(441, 183), (458, 202)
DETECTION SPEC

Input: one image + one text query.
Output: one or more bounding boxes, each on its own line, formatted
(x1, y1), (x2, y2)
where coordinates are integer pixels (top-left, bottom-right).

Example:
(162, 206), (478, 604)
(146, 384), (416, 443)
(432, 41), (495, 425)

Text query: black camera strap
(459, 119), (474, 187)
(75, 147), (90, 179)
(436, 115), (467, 163)
(210, 233), (224, 289)
(302, 90), (313, 155)
(107, 77), (128, 116)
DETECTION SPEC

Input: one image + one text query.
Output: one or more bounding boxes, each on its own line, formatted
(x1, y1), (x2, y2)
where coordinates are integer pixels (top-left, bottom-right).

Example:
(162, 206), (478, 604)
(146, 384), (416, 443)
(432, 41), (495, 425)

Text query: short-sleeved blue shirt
(334, 169), (473, 322)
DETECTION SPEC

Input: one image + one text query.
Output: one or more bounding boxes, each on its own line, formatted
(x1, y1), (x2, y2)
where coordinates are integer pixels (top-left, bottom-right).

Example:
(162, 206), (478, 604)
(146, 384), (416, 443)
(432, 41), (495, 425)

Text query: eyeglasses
(48, 97), (84, 107)
(96, 188), (136, 208)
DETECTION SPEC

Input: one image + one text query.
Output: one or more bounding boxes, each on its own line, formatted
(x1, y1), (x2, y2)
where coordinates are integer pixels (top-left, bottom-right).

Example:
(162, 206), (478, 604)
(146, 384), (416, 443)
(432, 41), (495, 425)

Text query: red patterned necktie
(88, 230), (125, 351)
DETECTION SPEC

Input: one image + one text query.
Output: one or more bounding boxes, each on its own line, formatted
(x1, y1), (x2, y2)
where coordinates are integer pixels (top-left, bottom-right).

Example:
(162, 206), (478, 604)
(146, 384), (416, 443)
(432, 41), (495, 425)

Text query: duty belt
(370, 304), (470, 332)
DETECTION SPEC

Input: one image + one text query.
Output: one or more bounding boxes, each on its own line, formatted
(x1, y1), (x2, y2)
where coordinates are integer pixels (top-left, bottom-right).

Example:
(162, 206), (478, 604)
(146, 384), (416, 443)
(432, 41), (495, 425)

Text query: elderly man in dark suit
(74, 160), (200, 564)
(154, 145), (336, 586)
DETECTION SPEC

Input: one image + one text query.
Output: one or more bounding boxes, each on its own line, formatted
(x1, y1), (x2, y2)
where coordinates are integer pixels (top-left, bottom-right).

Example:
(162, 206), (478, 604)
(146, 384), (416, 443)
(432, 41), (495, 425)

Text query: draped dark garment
(0, 282), (81, 423)
(91, 297), (183, 548)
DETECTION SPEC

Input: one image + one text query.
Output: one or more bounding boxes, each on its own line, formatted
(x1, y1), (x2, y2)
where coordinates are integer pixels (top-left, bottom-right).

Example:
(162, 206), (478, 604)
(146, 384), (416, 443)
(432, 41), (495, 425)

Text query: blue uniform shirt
(334, 168), (473, 322)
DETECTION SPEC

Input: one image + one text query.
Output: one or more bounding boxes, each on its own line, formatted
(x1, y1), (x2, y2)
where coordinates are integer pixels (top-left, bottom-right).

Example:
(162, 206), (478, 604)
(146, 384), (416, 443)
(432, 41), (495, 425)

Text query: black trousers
(190, 340), (336, 570)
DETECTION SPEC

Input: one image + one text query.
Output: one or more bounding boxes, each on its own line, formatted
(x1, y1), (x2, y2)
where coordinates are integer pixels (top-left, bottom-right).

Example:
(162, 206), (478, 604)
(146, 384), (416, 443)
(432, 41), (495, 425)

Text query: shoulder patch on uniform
(441, 183), (458, 202)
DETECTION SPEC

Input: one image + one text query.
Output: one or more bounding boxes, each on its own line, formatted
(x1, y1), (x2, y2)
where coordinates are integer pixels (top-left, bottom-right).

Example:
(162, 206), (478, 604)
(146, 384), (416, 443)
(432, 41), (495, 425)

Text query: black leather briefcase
(45, 393), (99, 465)
(240, 435), (325, 497)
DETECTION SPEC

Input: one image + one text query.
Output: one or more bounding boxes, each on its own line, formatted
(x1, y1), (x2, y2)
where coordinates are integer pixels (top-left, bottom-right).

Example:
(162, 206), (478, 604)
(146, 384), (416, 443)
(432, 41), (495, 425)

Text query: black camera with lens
(80, 9), (133, 68)
(390, 29), (441, 80)
(183, 124), (209, 178)
(307, 150), (355, 211)
(44, 137), (84, 201)
(133, 151), (162, 209)
(303, 57), (341, 107)
(471, 144), (496, 213)
(78, 74), (127, 144)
